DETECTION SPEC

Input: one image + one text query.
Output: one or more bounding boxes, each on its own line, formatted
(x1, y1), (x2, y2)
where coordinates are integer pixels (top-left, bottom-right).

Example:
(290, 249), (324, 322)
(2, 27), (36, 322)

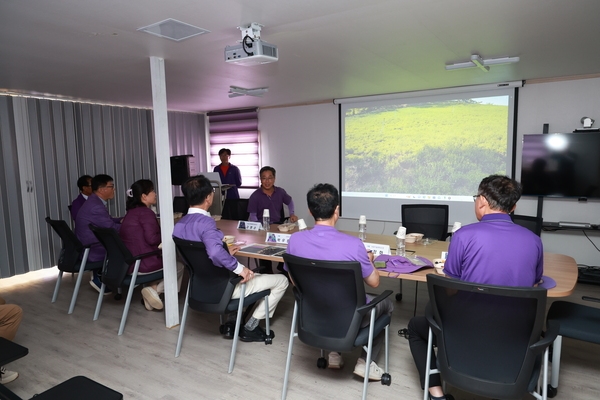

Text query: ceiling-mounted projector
(224, 22), (278, 66)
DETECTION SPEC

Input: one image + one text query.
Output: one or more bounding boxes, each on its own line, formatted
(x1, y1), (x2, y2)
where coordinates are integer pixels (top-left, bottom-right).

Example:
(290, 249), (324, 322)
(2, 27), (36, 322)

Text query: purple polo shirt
(247, 186), (294, 223)
(173, 209), (243, 273)
(286, 225), (374, 278)
(444, 213), (544, 287)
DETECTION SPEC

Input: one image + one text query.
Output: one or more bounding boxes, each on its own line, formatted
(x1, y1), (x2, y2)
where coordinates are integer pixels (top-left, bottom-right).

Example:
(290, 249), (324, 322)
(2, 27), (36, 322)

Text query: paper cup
(433, 258), (445, 274)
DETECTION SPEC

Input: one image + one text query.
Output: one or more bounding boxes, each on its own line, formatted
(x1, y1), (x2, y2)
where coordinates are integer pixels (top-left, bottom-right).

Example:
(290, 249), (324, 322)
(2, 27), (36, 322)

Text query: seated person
(213, 148), (242, 200)
(119, 179), (183, 311)
(70, 174), (92, 221)
(74, 174), (122, 293)
(408, 175), (543, 400)
(173, 175), (289, 342)
(247, 166), (298, 224)
(0, 295), (23, 384)
(286, 183), (394, 380)
(248, 166), (298, 274)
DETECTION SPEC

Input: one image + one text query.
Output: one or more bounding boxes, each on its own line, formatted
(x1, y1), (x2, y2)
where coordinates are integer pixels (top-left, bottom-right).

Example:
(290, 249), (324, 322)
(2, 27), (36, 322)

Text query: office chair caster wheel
(395, 293), (402, 301)
(547, 385), (557, 398)
(114, 293), (122, 301)
(381, 373), (391, 386)
(265, 337), (272, 345)
(317, 357), (327, 369)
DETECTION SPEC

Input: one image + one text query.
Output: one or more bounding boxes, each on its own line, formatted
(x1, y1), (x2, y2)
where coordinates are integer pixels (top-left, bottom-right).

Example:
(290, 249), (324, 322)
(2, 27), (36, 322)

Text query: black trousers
(408, 315), (442, 389)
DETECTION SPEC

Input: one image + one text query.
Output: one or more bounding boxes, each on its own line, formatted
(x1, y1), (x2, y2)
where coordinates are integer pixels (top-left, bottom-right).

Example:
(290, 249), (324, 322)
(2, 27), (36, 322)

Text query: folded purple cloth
(374, 254), (433, 274)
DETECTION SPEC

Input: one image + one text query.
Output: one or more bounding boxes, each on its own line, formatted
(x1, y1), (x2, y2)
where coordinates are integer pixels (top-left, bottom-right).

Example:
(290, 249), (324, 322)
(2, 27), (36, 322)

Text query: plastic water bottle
(262, 209), (270, 231)
(358, 215), (367, 241)
(449, 221), (462, 241)
(396, 225), (406, 256)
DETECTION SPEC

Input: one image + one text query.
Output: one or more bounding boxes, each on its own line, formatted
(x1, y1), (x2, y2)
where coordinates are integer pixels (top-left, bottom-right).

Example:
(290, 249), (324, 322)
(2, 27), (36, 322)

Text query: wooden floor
(1, 267), (599, 400)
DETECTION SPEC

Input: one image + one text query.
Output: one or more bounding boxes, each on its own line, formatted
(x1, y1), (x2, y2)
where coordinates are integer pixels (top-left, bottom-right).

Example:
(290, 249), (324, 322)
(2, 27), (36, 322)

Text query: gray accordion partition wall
(0, 95), (205, 278)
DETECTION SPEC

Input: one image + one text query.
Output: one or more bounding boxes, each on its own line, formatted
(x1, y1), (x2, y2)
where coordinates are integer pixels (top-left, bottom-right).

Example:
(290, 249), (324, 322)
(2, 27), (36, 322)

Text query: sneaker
(239, 326), (274, 342)
(141, 298), (154, 311)
(90, 276), (112, 295)
(353, 358), (383, 381)
(141, 287), (163, 310)
(328, 352), (344, 369)
(0, 367), (18, 384)
(220, 322), (236, 339)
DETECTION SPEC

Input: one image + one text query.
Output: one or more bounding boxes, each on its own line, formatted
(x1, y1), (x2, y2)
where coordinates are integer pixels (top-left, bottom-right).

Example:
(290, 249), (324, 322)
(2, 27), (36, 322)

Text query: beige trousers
(0, 296), (23, 341)
(231, 273), (289, 320)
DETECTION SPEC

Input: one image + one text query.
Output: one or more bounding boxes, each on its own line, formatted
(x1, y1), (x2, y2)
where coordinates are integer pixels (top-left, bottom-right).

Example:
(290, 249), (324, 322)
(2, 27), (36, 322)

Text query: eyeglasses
(472, 194), (480, 201)
(104, 185), (115, 190)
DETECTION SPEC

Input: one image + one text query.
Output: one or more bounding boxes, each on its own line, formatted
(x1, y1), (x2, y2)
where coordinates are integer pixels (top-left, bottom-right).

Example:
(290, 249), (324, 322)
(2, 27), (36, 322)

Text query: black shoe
(220, 322), (236, 339)
(239, 326), (275, 342)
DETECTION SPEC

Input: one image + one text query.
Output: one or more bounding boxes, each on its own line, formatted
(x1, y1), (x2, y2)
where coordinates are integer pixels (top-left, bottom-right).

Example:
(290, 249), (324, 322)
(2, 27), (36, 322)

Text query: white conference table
(217, 219), (578, 298)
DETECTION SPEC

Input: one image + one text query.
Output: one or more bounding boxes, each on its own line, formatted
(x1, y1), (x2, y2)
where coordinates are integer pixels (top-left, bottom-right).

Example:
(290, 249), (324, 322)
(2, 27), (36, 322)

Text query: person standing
(213, 148), (242, 200)
(70, 175), (92, 221)
(407, 175), (543, 400)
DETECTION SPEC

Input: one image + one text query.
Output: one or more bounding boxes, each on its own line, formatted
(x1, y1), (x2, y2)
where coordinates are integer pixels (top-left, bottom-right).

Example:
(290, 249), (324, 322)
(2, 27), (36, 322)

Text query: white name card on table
(237, 221), (262, 231)
(363, 242), (391, 256)
(266, 232), (292, 244)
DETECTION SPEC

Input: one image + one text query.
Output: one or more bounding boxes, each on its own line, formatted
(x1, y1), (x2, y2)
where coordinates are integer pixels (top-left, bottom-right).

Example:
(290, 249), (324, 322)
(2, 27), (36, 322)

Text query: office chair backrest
(511, 214), (543, 236)
(89, 224), (135, 289)
(173, 196), (188, 215)
(401, 204), (449, 241)
(173, 237), (241, 313)
(426, 274), (547, 399)
(222, 199), (249, 221)
(45, 217), (85, 273)
(283, 253), (365, 352)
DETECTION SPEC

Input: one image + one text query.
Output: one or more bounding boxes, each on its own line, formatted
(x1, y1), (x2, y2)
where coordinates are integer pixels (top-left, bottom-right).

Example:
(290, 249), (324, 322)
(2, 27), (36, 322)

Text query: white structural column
(149, 56), (179, 328)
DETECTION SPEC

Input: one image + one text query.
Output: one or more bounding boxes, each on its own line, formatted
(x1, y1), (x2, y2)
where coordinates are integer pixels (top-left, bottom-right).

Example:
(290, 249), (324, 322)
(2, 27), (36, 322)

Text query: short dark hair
(92, 174), (114, 192)
(77, 175), (92, 191)
(218, 148), (231, 156)
(477, 175), (523, 213)
(307, 183), (339, 220)
(126, 179), (155, 211)
(181, 175), (213, 207)
(260, 166), (276, 177)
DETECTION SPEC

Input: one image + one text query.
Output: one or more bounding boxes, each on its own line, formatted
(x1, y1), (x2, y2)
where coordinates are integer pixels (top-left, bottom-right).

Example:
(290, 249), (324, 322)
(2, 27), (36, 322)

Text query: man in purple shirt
(69, 174), (92, 221)
(286, 183), (393, 380)
(74, 174), (122, 294)
(247, 166), (298, 224)
(408, 175), (544, 400)
(173, 175), (289, 342)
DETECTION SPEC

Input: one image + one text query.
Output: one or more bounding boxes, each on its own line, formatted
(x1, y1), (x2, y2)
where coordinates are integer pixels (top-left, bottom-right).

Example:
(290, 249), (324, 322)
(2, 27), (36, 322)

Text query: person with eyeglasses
(74, 174), (122, 294)
(69, 174), (93, 221)
(407, 174), (544, 400)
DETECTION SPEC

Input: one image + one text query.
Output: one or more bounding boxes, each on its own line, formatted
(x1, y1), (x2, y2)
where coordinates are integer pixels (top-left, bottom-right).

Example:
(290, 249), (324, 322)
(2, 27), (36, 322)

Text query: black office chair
(45, 217), (104, 314)
(221, 198), (250, 221)
(397, 204), (449, 303)
(423, 274), (558, 400)
(173, 196), (188, 215)
(89, 224), (163, 335)
(281, 254), (392, 400)
(511, 214), (543, 236)
(0, 376), (122, 400)
(545, 297), (600, 397)
(173, 237), (272, 373)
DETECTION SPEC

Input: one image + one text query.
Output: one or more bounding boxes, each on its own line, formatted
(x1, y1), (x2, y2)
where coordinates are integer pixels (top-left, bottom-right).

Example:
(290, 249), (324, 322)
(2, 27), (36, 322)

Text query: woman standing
(213, 148), (242, 199)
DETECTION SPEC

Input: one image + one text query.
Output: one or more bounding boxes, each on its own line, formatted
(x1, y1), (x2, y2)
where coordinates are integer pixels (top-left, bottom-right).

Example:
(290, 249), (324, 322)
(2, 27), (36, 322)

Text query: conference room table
(217, 219), (578, 298)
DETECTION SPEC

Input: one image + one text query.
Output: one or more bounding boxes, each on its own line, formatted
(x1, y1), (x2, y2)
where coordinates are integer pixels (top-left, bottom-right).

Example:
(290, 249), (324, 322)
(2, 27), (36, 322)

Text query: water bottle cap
(263, 209), (270, 217)
(452, 222), (462, 232)
(297, 219), (307, 230)
(359, 215), (367, 224)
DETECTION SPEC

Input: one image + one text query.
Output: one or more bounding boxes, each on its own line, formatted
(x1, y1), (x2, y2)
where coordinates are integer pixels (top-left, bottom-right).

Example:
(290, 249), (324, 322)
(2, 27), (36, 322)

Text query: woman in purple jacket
(120, 179), (181, 311)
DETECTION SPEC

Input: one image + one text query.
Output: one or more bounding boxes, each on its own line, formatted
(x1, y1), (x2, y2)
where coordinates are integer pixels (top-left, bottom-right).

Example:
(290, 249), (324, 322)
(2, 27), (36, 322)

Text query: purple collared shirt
(247, 186), (294, 223)
(173, 209), (243, 273)
(74, 193), (121, 262)
(286, 225), (374, 278)
(444, 213), (544, 287)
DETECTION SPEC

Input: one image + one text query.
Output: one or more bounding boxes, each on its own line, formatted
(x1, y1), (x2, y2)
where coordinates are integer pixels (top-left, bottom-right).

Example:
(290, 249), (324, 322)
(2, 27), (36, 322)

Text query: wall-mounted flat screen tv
(521, 133), (600, 199)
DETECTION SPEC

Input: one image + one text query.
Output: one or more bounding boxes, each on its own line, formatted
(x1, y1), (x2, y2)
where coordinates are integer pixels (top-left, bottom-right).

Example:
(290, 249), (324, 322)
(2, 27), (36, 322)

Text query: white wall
(259, 78), (600, 267)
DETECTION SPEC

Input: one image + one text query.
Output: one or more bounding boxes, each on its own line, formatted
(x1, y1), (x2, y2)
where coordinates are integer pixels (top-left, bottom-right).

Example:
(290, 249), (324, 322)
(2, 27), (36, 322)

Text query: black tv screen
(521, 133), (600, 198)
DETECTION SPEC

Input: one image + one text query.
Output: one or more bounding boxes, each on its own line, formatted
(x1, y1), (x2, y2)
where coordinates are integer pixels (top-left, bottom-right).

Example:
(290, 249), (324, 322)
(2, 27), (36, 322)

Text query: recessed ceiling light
(138, 19), (210, 42)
